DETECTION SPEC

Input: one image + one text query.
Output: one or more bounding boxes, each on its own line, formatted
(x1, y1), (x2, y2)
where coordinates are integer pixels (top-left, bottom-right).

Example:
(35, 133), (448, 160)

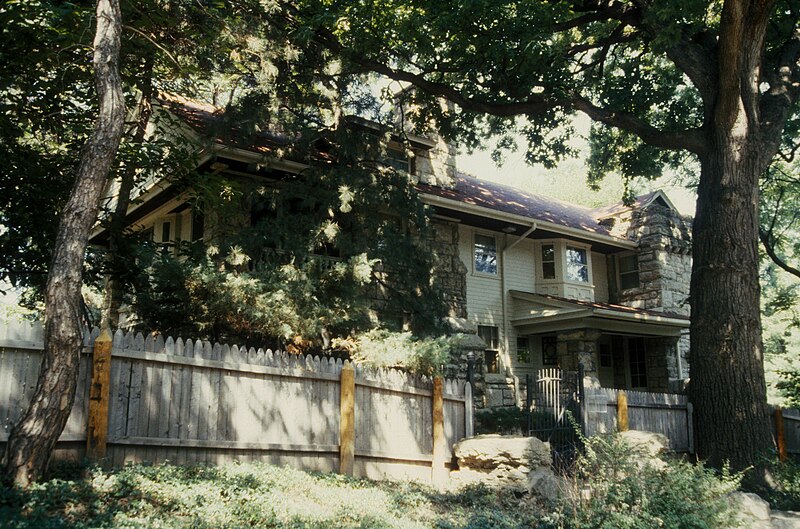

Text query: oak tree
(274, 0), (800, 470)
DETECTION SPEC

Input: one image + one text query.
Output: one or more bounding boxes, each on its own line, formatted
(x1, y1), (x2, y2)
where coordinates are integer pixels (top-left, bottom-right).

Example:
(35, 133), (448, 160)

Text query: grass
(0, 462), (542, 529)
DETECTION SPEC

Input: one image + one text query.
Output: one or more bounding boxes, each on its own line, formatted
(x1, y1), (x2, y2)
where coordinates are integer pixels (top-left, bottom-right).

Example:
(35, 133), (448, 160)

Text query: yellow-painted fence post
(617, 391), (629, 432)
(776, 407), (787, 463)
(339, 362), (355, 475)
(87, 327), (113, 460)
(431, 376), (448, 486)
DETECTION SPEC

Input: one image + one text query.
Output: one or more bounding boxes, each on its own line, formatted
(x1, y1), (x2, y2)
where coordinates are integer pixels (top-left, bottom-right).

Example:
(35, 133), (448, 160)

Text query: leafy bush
(760, 456), (800, 510)
(475, 407), (529, 435)
(542, 433), (741, 529)
(337, 328), (456, 376)
(0, 461), (542, 529)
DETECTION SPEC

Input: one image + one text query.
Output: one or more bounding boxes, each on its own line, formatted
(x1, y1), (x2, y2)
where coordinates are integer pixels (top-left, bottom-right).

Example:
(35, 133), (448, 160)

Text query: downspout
(501, 222), (537, 402)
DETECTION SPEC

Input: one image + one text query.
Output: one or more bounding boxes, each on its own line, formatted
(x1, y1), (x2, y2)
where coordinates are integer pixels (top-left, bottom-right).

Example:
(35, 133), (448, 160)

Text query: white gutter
(420, 193), (638, 250)
(500, 222), (537, 377)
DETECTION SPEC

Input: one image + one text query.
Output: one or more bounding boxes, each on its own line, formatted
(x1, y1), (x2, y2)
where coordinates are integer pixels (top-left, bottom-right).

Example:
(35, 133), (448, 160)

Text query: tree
(1, 0), (125, 486)
(270, 0), (800, 471)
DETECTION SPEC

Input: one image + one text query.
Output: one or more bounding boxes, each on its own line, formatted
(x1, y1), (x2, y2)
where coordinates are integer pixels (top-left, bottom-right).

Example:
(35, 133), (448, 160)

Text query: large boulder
(449, 435), (558, 497)
(728, 492), (800, 529)
(618, 430), (669, 469)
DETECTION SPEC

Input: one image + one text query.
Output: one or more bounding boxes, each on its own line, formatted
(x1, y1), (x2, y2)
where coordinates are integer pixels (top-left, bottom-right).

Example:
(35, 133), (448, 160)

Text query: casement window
(478, 325), (500, 374)
(474, 234), (498, 275)
(566, 246), (589, 282)
(516, 336), (531, 363)
(541, 335), (558, 366)
(541, 244), (556, 279)
(628, 337), (648, 389)
(618, 254), (640, 290)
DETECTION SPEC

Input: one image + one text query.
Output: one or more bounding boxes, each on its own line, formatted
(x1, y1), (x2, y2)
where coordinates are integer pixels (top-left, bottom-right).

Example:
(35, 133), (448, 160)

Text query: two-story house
(94, 96), (693, 408)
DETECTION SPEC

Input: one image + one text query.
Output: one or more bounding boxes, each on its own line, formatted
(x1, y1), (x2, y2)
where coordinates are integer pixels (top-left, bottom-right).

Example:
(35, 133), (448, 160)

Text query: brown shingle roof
(418, 173), (619, 237)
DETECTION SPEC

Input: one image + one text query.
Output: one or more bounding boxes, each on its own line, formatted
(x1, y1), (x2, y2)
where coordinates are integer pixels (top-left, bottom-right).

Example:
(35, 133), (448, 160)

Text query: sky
(454, 115), (698, 216)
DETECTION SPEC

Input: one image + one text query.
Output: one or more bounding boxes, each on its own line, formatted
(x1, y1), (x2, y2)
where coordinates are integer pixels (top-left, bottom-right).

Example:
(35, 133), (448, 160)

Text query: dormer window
(474, 234), (498, 275)
(566, 246), (588, 283)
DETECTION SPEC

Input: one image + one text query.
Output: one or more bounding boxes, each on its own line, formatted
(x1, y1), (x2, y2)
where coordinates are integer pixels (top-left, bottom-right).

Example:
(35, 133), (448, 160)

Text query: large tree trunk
(689, 139), (774, 471)
(1, 0), (125, 487)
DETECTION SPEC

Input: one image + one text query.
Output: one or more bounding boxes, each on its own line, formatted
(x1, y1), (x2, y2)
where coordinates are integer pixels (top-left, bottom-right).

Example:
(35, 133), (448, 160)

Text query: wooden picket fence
(0, 320), (474, 483)
(583, 387), (694, 452)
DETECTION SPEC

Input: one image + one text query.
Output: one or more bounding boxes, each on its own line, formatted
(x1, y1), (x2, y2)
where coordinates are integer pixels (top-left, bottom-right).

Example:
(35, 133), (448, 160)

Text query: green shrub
(475, 407), (529, 435)
(337, 328), (456, 376)
(759, 456), (800, 510)
(542, 433), (741, 529)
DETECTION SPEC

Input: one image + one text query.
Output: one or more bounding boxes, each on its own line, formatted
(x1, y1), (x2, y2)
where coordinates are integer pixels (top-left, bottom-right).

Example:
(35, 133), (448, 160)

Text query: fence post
(87, 327), (113, 460)
(776, 407), (787, 463)
(617, 391), (629, 432)
(686, 402), (695, 454)
(464, 381), (474, 438)
(578, 364), (588, 436)
(339, 362), (355, 476)
(432, 376), (447, 486)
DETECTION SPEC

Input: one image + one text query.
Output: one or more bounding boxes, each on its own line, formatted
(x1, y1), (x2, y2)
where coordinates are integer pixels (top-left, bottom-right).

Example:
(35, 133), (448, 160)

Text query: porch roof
(509, 290), (690, 337)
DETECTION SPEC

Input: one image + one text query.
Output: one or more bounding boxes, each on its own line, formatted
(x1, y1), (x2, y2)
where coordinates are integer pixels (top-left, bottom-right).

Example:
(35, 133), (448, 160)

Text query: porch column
(556, 328), (602, 388)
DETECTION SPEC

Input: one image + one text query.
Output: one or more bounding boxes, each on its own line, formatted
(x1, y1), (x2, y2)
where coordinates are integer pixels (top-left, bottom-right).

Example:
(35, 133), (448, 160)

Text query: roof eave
(420, 193), (638, 250)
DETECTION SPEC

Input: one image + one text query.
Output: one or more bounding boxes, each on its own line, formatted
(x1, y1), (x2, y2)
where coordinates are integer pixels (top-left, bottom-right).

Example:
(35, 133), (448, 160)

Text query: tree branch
(572, 97), (708, 154)
(760, 228), (800, 279)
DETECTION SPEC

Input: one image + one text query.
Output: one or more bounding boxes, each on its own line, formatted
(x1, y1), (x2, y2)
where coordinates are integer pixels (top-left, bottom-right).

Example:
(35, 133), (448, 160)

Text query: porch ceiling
(509, 290), (690, 337)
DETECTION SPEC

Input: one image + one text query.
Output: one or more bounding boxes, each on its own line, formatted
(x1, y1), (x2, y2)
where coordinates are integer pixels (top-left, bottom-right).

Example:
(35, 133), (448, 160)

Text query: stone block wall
(620, 203), (692, 316)
(429, 219), (468, 319)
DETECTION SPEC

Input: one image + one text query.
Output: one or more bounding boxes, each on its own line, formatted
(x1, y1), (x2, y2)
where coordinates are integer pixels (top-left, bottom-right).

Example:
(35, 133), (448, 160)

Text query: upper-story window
(474, 234), (498, 275)
(618, 254), (639, 290)
(566, 246), (588, 283)
(541, 244), (556, 279)
(385, 146), (411, 173)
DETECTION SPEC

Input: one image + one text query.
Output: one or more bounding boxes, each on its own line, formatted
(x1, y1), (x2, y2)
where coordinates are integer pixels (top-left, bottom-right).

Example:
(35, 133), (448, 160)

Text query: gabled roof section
(418, 173), (616, 237)
(156, 93), (294, 155)
(592, 190), (679, 220)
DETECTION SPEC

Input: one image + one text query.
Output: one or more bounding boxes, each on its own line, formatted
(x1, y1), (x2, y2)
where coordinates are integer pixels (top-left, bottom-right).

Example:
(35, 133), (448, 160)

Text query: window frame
(516, 336), (531, 364)
(478, 325), (501, 374)
(473, 232), (499, 277)
(541, 335), (558, 366)
(541, 243), (556, 280)
(617, 253), (640, 291)
(565, 245), (589, 283)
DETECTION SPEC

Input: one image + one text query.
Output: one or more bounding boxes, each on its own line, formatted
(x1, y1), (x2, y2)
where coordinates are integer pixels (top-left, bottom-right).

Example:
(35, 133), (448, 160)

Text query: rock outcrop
(449, 434), (560, 498)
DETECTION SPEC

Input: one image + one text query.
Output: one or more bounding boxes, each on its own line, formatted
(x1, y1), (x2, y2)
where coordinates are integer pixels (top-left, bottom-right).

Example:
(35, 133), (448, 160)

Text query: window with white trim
(566, 246), (588, 282)
(474, 234), (498, 275)
(478, 325), (500, 374)
(541, 243), (556, 279)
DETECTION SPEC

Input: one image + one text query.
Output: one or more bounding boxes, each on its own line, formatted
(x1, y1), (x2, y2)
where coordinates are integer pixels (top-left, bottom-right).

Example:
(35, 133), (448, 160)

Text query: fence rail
(0, 320), (473, 483)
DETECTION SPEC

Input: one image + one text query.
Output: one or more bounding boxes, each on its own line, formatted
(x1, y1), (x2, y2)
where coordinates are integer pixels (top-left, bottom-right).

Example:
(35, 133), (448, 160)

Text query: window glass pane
(485, 351), (499, 374)
(628, 337), (647, 388)
(541, 244), (556, 279)
(541, 336), (558, 366)
(474, 234), (497, 275)
(619, 254), (639, 289)
(566, 246), (588, 282)
(619, 254), (637, 273)
(478, 325), (499, 349)
(516, 337), (530, 363)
